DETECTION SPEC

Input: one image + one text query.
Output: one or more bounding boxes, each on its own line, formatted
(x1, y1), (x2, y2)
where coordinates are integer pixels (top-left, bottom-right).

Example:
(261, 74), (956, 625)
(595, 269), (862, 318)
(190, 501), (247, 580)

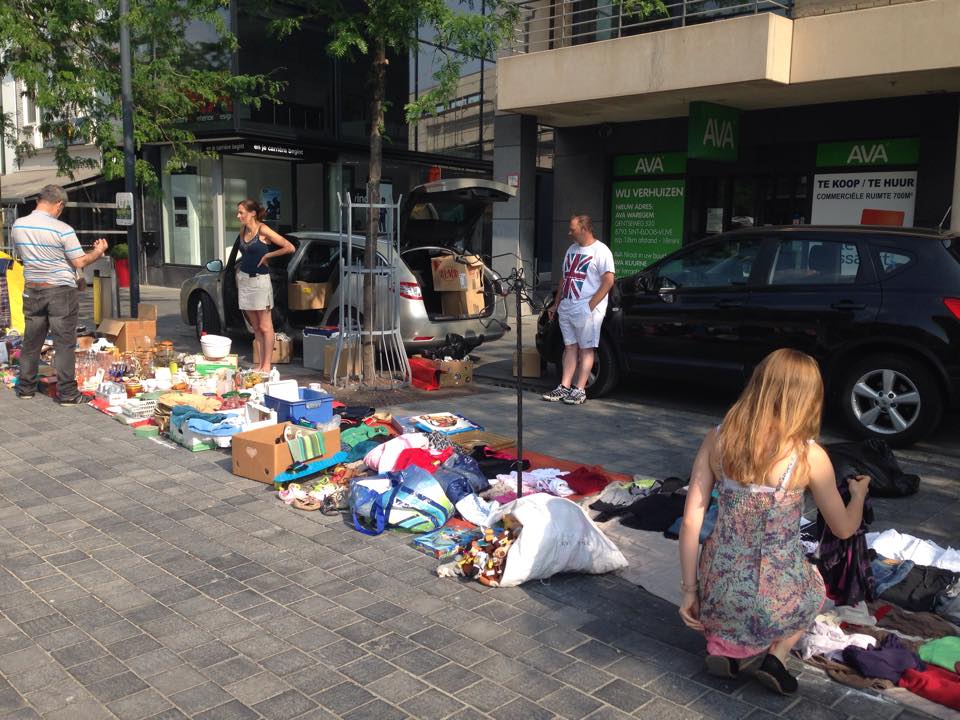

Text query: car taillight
(945, 298), (960, 320)
(400, 282), (422, 301)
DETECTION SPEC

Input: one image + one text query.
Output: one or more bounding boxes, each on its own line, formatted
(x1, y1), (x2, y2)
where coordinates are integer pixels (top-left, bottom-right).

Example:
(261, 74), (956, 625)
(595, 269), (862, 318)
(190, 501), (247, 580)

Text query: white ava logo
(634, 156), (664, 174)
(846, 144), (889, 164)
(703, 118), (735, 150)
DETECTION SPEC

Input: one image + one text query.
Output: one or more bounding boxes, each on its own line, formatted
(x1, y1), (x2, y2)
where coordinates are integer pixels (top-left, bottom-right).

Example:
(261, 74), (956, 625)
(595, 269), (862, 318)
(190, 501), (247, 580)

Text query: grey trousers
(19, 285), (79, 400)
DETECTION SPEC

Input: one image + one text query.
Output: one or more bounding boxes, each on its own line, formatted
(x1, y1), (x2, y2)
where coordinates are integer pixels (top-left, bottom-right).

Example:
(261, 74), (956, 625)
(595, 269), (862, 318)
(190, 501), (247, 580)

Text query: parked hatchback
(537, 226), (960, 445)
(181, 179), (513, 353)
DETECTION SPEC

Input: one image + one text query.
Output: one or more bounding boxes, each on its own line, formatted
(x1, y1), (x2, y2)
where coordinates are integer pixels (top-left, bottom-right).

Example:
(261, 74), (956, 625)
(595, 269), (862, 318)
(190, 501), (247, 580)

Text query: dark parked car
(537, 226), (960, 445)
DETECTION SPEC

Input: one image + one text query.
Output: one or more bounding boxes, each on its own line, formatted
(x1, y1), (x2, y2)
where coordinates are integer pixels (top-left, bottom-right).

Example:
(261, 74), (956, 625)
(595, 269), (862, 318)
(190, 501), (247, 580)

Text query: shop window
(769, 240), (861, 286)
(658, 236), (764, 289)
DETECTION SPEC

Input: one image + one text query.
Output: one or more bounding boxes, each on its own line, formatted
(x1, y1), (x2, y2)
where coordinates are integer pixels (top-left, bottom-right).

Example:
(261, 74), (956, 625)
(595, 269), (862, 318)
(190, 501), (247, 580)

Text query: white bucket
(200, 334), (232, 360)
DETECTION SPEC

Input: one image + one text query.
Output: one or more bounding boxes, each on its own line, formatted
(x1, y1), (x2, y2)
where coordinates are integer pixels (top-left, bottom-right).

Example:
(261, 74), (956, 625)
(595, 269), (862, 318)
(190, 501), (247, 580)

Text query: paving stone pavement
(0, 388), (945, 720)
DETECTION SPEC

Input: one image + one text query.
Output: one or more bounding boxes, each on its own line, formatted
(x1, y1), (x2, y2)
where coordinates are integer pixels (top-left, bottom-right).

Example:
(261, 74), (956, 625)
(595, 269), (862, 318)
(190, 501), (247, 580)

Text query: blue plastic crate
(264, 388), (333, 425)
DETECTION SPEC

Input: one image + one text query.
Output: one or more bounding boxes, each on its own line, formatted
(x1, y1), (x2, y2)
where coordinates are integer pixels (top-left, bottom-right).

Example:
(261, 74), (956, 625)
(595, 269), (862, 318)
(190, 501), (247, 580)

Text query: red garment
(393, 447), (453, 473)
(898, 665), (960, 710)
(485, 448), (517, 461)
(562, 466), (612, 495)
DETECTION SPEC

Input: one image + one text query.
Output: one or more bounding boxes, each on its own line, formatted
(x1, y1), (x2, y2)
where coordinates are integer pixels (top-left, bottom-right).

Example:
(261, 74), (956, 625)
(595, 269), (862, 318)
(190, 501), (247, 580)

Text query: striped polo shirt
(12, 210), (84, 286)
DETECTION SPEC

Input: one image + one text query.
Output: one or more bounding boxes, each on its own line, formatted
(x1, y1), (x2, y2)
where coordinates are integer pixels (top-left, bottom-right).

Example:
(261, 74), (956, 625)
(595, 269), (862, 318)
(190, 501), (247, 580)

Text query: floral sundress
(698, 451), (825, 658)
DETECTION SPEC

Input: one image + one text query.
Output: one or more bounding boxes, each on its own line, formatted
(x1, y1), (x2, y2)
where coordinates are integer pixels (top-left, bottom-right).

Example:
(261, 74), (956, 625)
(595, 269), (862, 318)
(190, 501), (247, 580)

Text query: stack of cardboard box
(431, 254), (485, 317)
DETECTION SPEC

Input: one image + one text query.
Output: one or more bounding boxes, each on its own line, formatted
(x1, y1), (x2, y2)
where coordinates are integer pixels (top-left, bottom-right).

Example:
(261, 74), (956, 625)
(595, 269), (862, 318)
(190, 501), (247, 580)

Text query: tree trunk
(363, 37), (386, 383)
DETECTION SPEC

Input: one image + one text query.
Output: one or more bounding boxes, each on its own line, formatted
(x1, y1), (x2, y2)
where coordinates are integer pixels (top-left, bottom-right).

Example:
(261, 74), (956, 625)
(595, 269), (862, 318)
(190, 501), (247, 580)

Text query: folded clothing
(561, 467), (612, 495)
(842, 633), (924, 683)
(880, 564), (959, 613)
(872, 557), (916, 596)
(393, 447), (454, 473)
(873, 602), (960, 641)
(919, 636), (960, 673)
(898, 665), (960, 711)
(620, 493), (687, 532)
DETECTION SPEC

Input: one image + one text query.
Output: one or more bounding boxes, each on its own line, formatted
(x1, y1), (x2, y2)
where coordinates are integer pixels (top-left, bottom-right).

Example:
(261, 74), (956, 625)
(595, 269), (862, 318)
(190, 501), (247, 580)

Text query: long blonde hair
(718, 349), (824, 488)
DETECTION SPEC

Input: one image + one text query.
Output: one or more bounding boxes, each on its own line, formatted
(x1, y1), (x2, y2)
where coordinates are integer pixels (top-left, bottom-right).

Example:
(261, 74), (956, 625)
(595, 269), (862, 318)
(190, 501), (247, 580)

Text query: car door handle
(830, 301), (866, 310)
(715, 300), (744, 309)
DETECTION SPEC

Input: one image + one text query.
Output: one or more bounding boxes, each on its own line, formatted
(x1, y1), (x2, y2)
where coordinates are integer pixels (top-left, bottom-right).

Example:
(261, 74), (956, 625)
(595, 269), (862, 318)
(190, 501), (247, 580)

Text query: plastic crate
(264, 387), (333, 425)
(122, 398), (157, 419)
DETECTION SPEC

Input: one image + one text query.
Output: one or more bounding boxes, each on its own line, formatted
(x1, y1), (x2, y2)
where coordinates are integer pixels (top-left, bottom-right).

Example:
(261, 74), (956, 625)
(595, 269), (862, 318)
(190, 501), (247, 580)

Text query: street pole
(119, 0), (141, 317)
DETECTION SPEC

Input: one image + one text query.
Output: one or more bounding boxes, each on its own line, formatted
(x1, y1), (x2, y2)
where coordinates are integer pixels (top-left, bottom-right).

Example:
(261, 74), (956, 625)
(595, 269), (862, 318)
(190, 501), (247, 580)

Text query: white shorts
(559, 303), (603, 348)
(237, 270), (274, 311)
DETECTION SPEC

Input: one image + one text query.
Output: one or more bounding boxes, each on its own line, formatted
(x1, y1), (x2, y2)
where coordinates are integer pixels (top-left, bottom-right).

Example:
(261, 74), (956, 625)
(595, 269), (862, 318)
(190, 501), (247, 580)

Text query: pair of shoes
(58, 395), (88, 406)
(754, 654), (799, 695)
(541, 385), (571, 402)
(704, 655), (740, 679)
(16, 390), (35, 399)
(563, 388), (587, 405)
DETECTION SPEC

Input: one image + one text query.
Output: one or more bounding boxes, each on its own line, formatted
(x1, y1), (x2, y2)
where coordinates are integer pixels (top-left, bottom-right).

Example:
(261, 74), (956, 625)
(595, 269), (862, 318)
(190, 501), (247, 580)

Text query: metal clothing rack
(331, 193), (411, 389)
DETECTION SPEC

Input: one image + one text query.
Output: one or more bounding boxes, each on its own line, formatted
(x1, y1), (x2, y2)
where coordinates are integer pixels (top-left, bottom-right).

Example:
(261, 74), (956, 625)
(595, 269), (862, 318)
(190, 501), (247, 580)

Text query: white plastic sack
(486, 494), (628, 587)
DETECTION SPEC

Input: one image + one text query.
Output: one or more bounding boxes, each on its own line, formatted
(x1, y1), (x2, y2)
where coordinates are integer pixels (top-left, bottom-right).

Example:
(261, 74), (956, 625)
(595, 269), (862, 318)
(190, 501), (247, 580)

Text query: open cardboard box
(97, 304), (158, 352)
(431, 254), (483, 292)
(231, 421), (340, 484)
(253, 336), (292, 365)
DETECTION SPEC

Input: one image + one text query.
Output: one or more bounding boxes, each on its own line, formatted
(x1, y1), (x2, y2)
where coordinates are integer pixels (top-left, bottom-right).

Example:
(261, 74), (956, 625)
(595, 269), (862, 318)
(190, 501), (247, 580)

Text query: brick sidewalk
(0, 389), (932, 720)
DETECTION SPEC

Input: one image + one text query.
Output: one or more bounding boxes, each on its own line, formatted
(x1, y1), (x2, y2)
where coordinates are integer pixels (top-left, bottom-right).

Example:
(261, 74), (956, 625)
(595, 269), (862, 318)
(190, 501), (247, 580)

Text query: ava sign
(612, 152), (686, 177)
(688, 102), (740, 162)
(816, 138), (919, 168)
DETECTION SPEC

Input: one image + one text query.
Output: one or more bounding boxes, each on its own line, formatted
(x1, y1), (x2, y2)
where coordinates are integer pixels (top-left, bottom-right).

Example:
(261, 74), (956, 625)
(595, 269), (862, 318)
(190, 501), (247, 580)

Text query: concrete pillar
(952, 110), (960, 232)
(492, 113), (537, 316)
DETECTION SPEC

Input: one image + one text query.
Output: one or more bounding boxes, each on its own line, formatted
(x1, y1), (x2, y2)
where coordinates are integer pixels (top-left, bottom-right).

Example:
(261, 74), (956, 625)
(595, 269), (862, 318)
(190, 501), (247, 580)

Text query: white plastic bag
(486, 494), (628, 587)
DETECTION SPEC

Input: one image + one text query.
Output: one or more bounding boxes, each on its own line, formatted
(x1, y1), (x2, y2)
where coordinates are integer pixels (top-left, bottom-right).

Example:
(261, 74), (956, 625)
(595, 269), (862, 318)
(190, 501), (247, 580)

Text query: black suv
(536, 226), (960, 445)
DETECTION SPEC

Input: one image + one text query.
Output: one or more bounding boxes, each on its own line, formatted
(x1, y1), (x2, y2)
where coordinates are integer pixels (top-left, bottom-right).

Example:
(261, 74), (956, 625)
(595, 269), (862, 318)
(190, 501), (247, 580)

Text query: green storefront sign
(687, 102), (740, 162)
(613, 152), (687, 177)
(816, 138), (920, 168)
(610, 179), (686, 276)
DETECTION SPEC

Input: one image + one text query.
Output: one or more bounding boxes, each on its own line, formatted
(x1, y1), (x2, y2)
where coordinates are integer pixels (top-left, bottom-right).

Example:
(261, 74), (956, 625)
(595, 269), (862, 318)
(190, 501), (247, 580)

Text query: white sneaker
(563, 388), (587, 405)
(541, 385), (570, 402)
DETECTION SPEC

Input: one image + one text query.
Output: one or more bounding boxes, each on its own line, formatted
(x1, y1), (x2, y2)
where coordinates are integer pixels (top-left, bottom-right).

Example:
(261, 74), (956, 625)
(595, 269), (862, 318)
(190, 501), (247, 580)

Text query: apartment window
(23, 96), (37, 126)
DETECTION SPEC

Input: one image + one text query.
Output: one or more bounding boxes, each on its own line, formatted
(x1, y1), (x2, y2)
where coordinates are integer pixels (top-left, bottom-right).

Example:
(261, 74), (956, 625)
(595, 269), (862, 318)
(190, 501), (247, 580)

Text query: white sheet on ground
(866, 529), (960, 572)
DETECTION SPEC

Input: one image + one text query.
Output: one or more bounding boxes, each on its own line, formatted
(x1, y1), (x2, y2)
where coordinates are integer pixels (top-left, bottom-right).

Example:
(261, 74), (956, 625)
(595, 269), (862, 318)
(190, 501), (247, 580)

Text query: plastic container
(200, 334), (232, 359)
(264, 387), (333, 425)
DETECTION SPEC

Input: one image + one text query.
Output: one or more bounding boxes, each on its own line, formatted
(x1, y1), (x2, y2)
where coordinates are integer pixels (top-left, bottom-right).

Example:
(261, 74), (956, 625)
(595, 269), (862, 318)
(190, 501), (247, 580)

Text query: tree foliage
(0, 0), (282, 187)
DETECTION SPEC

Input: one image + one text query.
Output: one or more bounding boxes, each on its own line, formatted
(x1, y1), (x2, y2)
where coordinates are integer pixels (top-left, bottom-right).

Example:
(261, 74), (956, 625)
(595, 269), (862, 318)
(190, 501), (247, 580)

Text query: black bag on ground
(824, 439), (920, 498)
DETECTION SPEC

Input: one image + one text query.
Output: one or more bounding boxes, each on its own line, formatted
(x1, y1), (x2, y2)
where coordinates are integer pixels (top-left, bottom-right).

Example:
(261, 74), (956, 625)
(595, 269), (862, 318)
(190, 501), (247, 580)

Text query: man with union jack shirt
(542, 215), (615, 406)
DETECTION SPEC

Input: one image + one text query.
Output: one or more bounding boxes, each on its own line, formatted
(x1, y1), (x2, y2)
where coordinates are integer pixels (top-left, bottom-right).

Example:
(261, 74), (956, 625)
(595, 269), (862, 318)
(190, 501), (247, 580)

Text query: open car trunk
(399, 179), (515, 321)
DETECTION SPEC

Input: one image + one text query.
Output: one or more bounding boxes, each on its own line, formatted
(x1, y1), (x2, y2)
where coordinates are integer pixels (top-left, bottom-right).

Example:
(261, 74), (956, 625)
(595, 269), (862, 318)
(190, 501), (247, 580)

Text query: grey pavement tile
(363, 632), (422, 661)
(316, 681), (377, 715)
(108, 633), (163, 660)
(632, 697), (703, 720)
(286, 626), (340, 653)
(400, 688), (465, 720)
(568, 640), (623, 668)
(88, 619), (141, 645)
(67, 654), (129, 685)
(689, 689), (756, 719)
(180, 641), (237, 668)
(16, 612), (72, 638)
(252, 689), (319, 720)
(265, 584), (314, 605)
(456, 681), (518, 714)
(832, 691), (902, 719)
(51, 639), (107, 667)
(157, 628), (216, 653)
(337, 620), (390, 645)
(340, 654), (397, 684)
(203, 655), (261, 686)
(490, 696), (555, 720)
(422, 663), (483, 695)
(43, 698), (114, 720)
(393, 647), (450, 675)
(644, 672), (711, 706)
(232, 633), (293, 662)
(591, 678), (653, 712)
(106, 688), (172, 720)
(0, 646), (49, 676)
(343, 698), (410, 720)
(688, 670), (751, 696)
(782, 697), (847, 720)
(261, 648), (315, 675)
(194, 700), (259, 720)
(145, 665), (208, 696)
(8, 660), (72, 695)
(604, 655), (664, 686)
(540, 686), (605, 720)
(223, 671), (291, 706)
(168, 681), (234, 715)
(34, 626), (89, 652)
(483, 630), (540, 658)
(87, 670), (150, 703)
(519, 645), (577, 675)
(365, 670), (430, 705)
(309, 605), (364, 630)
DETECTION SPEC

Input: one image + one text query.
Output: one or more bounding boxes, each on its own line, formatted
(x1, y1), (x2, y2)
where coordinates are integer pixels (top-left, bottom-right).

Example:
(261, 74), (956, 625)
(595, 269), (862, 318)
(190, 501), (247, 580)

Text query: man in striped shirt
(13, 184), (108, 404)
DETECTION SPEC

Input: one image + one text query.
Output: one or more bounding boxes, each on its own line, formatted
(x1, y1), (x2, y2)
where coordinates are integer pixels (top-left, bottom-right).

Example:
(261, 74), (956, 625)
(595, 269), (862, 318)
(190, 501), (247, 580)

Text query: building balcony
(498, 0), (960, 126)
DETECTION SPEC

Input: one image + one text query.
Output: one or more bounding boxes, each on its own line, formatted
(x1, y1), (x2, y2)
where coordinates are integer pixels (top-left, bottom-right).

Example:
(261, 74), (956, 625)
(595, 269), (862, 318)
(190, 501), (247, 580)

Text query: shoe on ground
(704, 654), (739, 678)
(16, 390), (35, 399)
(58, 394), (88, 406)
(563, 387), (587, 405)
(754, 653), (798, 695)
(541, 385), (570, 402)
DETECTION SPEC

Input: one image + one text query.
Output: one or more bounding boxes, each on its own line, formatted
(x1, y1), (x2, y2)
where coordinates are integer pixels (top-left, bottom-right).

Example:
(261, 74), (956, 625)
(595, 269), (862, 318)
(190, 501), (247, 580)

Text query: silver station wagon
(180, 179), (513, 352)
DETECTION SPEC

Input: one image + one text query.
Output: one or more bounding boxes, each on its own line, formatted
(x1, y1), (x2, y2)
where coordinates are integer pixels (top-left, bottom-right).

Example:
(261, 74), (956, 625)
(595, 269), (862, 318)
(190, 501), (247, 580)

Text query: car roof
(727, 225), (958, 241)
(289, 231), (392, 248)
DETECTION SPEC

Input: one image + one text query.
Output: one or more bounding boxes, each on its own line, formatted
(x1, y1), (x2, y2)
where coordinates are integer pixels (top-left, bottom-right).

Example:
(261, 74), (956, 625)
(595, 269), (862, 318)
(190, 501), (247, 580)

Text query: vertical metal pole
(515, 269), (523, 499)
(120, 0), (141, 317)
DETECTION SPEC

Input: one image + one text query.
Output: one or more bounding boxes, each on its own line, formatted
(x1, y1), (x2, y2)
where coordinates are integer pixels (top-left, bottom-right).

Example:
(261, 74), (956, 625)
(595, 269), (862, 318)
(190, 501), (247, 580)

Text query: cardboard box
(323, 344), (362, 381)
(288, 281), (330, 310)
(431, 254), (483, 292)
(96, 304), (158, 352)
(441, 289), (485, 317)
(231, 422), (341, 484)
(253, 336), (292, 365)
(436, 358), (473, 387)
(512, 349), (542, 378)
(195, 355), (239, 375)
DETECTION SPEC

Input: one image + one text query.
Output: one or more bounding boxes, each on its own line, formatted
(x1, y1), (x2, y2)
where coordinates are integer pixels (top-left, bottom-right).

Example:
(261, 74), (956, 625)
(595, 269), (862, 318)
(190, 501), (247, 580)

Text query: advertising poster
(811, 171), (917, 227)
(610, 179), (686, 275)
(260, 187), (281, 223)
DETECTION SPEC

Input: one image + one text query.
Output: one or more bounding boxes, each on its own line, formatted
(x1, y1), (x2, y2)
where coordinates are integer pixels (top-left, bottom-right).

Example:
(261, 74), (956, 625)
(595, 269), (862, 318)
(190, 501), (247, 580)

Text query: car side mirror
(205, 259), (224, 273)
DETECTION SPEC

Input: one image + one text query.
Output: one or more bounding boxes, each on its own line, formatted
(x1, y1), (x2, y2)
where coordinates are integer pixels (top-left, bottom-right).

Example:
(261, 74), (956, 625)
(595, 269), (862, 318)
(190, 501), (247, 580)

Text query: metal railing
(505, 0), (793, 55)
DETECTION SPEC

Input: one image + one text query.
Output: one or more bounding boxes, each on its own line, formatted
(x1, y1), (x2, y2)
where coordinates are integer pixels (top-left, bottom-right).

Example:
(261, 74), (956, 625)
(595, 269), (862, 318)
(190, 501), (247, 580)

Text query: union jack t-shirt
(559, 240), (615, 313)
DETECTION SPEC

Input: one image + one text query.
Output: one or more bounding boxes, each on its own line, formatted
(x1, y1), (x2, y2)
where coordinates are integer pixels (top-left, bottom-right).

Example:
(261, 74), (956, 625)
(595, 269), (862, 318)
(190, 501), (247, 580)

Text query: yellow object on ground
(0, 251), (25, 334)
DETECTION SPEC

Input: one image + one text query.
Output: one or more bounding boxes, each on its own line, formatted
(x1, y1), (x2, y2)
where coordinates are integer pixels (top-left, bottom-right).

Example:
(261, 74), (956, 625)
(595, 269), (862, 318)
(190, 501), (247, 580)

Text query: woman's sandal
(291, 497), (322, 512)
(704, 655), (740, 679)
(753, 654), (798, 695)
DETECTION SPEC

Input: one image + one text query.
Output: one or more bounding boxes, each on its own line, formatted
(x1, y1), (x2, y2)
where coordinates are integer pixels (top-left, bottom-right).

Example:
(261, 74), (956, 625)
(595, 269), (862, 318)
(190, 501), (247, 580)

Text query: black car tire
(194, 292), (221, 341)
(553, 333), (619, 398)
(837, 353), (942, 446)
